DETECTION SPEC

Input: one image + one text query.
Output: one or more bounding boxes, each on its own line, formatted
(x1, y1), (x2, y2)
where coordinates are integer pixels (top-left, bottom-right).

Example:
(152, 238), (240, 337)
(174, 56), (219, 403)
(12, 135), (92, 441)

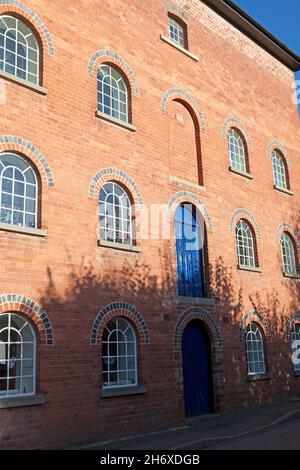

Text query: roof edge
(201, 0), (300, 72)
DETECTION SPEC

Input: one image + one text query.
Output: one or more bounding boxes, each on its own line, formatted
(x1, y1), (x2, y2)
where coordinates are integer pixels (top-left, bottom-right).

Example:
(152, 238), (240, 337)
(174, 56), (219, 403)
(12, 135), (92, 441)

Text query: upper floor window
(0, 312), (36, 398)
(236, 219), (257, 268)
(228, 128), (248, 174)
(245, 322), (266, 375)
(0, 15), (40, 85)
(0, 152), (38, 228)
(281, 232), (298, 276)
(102, 317), (137, 389)
(97, 64), (128, 123)
(99, 181), (133, 245)
(272, 149), (289, 190)
(291, 323), (300, 373)
(168, 15), (187, 49)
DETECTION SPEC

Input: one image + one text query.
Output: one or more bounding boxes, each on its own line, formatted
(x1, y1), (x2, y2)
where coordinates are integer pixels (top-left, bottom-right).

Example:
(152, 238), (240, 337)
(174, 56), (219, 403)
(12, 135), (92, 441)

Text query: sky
(232, 0), (300, 80)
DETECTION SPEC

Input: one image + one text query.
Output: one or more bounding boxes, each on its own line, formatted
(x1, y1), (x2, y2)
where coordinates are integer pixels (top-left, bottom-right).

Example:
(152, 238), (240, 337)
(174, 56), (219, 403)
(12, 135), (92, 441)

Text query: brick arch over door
(87, 49), (139, 97)
(173, 307), (222, 351)
(0, 0), (55, 55)
(168, 190), (212, 230)
(161, 88), (206, 131)
(0, 294), (53, 344)
(0, 136), (54, 187)
(90, 302), (150, 345)
(88, 167), (144, 212)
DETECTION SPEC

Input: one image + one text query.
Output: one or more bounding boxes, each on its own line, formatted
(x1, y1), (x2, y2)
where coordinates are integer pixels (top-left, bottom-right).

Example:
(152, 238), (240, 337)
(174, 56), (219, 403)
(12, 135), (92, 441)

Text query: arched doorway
(182, 320), (214, 417)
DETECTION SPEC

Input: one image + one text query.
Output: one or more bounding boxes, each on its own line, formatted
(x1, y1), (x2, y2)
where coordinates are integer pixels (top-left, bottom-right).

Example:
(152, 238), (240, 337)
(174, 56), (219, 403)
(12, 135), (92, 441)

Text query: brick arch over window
(0, 294), (53, 344)
(0, 1), (55, 55)
(0, 136), (54, 187)
(222, 118), (252, 150)
(87, 50), (139, 97)
(267, 140), (291, 169)
(168, 191), (212, 230)
(239, 311), (271, 343)
(286, 313), (300, 341)
(88, 167), (144, 211)
(174, 307), (222, 351)
(230, 209), (261, 240)
(275, 223), (299, 246)
(164, 2), (189, 21)
(90, 302), (150, 345)
(161, 88), (206, 131)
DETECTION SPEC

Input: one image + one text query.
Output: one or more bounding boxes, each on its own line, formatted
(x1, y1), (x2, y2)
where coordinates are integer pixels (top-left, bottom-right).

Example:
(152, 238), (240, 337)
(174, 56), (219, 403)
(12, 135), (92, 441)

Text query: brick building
(0, 0), (299, 449)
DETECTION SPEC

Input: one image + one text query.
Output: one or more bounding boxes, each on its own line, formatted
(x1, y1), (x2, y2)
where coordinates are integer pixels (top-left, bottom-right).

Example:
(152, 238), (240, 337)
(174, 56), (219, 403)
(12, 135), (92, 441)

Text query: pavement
(70, 398), (300, 450)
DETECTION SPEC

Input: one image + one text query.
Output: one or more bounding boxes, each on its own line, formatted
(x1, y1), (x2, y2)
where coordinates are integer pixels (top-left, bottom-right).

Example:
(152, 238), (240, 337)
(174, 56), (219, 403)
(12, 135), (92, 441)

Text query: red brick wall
(0, 0), (299, 449)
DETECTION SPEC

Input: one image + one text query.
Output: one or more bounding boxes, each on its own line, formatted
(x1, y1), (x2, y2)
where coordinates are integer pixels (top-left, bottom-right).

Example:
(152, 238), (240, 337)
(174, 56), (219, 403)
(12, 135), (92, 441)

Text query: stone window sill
(294, 371), (300, 377)
(160, 34), (199, 61)
(101, 385), (147, 398)
(283, 272), (300, 279)
(97, 239), (141, 253)
(169, 175), (205, 192)
(229, 166), (253, 180)
(274, 185), (293, 196)
(95, 111), (136, 132)
(247, 372), (271, 382)
(0, 69), (48, 95)
(238, 265), (262, 273)
(174, 296), (216, 306)
(0, 393), (45, 409)
(0, 222), (47, 237)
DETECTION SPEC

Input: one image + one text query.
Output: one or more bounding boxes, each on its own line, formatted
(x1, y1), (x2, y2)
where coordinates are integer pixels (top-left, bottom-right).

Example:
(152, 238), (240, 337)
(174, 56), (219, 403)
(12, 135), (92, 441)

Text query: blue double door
(182, 320), (214, 417)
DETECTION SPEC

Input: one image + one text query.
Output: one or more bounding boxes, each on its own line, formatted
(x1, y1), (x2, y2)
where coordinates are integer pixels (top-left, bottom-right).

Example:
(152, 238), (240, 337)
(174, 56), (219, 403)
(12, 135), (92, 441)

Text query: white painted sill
(0, 69), (48, 95)
(283, 272), (300, 279)
(238, 265), (262, 273)
(274, 185), (293, 196)
(97, 239), (141, 253)
(160, 34), (199, 61)
(0, 222), (47, 237)
(0, 393), (45, 409)
(247, 373), (271, 382)
(101, 385), (147, 398)
(95, 111), (136, 132)
(229, 166), (253, 180)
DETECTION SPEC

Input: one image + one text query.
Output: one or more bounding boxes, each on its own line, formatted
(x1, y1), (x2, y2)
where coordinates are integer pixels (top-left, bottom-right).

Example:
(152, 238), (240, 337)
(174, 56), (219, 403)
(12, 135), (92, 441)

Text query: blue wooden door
(174, 204), (204, 297)
(182, 321), (214, 417)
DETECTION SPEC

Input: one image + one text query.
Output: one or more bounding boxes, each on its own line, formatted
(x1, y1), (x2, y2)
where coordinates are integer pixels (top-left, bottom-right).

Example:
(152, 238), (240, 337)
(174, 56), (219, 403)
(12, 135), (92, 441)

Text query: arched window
(174, 203), (206, 297)
(245, 322), (266, 375)
(236, 219), (256, 268)
(0, 152), (39, 228)
(291, 323), (300, 373)
(228, 128), (248, 173)
(272, 149), (288, 190)
(0, 15), (40, 85)
(99, 181), (133, 245)
(0, 312), (36, 398)
(102, 317), (137, 389)
(168, 15), (187, 48)
(281, 232), (298, 275)
(97, 64), (128, 123)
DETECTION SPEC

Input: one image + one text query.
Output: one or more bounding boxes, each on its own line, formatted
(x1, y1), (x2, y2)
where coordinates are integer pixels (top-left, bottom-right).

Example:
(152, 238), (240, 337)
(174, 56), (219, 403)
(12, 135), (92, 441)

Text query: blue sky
(233, 0), (300, 81)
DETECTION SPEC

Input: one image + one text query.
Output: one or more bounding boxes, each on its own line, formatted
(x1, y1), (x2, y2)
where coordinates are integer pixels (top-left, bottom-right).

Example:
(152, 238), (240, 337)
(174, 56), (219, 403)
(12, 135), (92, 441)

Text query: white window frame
(245, 322), (266, 375)
(102, 317), (137, 389)
(272, 149), (288, 190)
(0, 152), (39, 229)
(228, 128), (247, 173)
(236, 219), (256, 268)
(291, 323), (300, 373)
(99, 181), (133, 245)
(168, 16), (186, 48)
(97, 64), (129, 123)
(0, 15), (40, 85)
(0, 312), (36, 399)
(281, 232), (297, 276)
